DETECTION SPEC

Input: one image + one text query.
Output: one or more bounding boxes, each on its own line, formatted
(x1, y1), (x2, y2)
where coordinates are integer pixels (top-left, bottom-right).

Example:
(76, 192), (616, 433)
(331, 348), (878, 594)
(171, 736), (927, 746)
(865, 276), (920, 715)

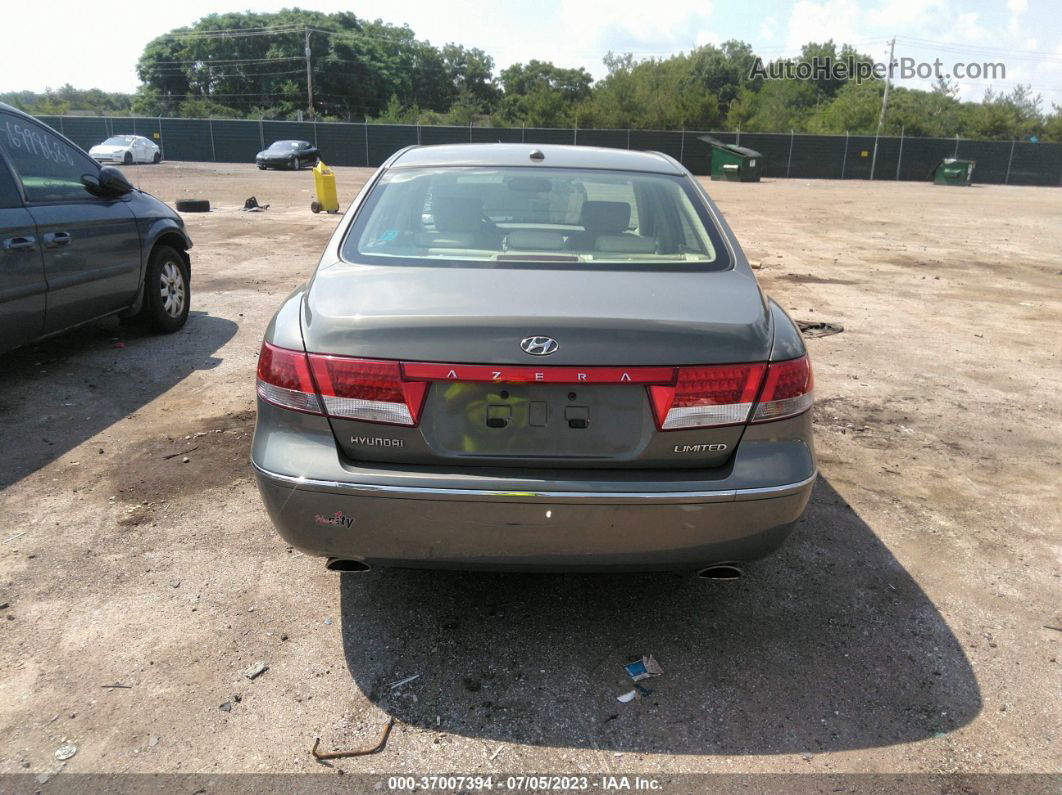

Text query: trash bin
(700, 136), (764, 182)
(311, 161), (340, 214)
(932, 158), (975, 186)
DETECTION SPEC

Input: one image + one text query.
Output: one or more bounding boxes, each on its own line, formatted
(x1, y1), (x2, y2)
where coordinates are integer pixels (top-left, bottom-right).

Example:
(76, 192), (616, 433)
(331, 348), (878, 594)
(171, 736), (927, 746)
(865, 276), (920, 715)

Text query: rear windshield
(340, 167), (731, 269)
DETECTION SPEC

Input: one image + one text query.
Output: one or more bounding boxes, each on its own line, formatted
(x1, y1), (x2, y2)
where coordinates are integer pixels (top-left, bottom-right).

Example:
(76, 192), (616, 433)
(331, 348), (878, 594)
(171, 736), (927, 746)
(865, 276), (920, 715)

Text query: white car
(89, 135), (161, 165)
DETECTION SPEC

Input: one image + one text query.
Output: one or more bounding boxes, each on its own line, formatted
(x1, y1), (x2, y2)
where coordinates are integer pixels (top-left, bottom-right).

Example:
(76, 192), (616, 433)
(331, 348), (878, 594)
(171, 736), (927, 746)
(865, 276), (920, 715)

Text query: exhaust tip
(326, 558), (371, 573)
(697, 564), (744, 581)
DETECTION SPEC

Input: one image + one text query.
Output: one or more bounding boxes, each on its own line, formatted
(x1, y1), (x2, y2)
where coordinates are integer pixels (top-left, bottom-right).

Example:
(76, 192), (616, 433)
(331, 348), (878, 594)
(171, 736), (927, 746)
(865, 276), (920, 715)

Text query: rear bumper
(252, 462), (814, 571)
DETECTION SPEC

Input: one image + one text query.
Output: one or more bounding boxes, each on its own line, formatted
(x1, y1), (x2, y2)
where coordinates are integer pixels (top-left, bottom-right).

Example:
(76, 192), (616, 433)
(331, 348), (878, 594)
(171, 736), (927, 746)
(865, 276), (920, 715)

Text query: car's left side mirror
(82, 166), (133, 197)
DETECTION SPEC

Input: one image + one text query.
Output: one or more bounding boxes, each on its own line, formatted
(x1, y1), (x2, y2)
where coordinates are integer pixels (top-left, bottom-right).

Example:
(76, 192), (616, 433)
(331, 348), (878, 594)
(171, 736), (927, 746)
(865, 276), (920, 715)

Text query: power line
(146, 56), (303, 65)
(154, 25), (305, 41)
(895, 35), (1062, 61)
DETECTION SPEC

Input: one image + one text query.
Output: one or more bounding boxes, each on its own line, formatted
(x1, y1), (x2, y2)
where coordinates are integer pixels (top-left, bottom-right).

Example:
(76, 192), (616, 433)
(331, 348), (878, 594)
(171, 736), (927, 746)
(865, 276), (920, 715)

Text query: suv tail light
(649, 364), (766, 429)
(750, 355), (814, 423)
(256, 343), (427, 426)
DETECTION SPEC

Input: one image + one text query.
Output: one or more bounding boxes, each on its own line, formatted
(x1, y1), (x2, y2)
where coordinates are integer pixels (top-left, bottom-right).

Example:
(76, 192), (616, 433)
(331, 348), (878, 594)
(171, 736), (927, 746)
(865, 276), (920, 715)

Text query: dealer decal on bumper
(314, 511), (355, 528)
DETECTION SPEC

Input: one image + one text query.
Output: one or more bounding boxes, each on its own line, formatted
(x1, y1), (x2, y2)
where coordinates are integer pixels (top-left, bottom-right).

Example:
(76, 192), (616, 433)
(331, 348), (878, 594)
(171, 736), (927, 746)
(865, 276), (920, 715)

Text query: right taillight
(648, 363), (767, 429)
(751, 355), (814, 423)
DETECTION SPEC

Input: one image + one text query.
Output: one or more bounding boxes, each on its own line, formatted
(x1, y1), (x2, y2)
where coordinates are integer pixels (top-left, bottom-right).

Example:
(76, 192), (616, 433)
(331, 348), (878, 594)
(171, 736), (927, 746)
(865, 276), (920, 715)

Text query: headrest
(594, 234), (656, 254)
(414, 232), (477, 249)
(434, 197), (484, 233)
(580, 201), (631, 233)
(505, 229), (565, 251)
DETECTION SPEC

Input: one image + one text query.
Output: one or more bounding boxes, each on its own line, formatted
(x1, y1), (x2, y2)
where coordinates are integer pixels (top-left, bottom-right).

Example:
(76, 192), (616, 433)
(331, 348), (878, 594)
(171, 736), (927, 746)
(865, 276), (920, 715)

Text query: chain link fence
(35, 115), (1062, 186)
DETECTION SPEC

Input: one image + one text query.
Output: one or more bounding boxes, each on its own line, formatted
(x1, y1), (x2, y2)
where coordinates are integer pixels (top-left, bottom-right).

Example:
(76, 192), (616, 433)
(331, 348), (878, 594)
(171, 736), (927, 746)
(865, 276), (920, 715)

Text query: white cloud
(558, 0), (717, 61)
(784, 0), (865, 52)
(759, 16), (778, 43)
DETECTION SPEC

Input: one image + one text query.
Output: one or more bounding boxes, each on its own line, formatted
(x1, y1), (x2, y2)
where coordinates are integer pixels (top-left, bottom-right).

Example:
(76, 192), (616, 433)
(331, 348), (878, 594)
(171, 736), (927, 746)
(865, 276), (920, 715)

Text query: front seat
(428, 196), (499, 250)
(566, 200), (632, 251)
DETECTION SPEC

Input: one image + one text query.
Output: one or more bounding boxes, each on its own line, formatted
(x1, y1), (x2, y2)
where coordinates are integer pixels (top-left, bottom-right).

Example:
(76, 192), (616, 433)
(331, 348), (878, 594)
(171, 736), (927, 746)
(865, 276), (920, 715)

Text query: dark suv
(0, 103), (192, 354)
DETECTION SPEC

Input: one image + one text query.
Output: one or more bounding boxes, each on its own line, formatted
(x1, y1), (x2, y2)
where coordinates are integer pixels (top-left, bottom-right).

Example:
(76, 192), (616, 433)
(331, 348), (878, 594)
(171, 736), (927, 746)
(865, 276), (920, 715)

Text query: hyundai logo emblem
(520, 336), (559, 356)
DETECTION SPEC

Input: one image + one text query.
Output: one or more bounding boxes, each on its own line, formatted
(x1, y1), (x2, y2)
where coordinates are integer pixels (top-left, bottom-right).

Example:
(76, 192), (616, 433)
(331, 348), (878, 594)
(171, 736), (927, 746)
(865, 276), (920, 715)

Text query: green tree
(495, 60), (592, 127)
(441, 45), (500, 112)
(962, 85), (1043, 140)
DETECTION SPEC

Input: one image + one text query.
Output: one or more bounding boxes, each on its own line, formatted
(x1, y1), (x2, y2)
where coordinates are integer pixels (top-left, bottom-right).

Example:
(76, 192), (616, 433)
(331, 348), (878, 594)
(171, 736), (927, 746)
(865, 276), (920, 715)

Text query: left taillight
(256, 342), (324, 415)
(256, 342), (428, 427)
(307, 354), (427, 426)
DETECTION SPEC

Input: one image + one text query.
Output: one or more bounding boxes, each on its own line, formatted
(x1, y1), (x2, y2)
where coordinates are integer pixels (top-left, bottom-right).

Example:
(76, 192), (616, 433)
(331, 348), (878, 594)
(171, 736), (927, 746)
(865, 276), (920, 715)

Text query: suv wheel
(132, 245), (190, 333)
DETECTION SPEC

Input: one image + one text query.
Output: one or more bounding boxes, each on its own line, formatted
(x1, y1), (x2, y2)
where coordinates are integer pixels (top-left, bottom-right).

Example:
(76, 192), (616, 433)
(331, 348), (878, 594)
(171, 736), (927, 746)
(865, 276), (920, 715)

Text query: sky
(2, 0), (1061, 104)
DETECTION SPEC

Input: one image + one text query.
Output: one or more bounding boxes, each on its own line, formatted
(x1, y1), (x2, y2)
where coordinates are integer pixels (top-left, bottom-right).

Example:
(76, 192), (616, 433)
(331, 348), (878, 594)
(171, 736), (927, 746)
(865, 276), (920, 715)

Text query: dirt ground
(0, 162), (1059, 785)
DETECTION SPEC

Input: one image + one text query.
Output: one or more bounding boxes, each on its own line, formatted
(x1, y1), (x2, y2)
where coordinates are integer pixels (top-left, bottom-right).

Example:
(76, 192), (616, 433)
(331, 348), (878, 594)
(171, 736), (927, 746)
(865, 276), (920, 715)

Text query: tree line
(3, 9), (1061, 142)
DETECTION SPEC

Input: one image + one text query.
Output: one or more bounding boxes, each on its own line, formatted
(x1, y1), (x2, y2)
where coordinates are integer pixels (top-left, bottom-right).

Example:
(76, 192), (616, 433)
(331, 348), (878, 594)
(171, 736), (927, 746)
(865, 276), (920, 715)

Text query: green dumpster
(932, 158), (975, 186)
(700, 135), (764, 182)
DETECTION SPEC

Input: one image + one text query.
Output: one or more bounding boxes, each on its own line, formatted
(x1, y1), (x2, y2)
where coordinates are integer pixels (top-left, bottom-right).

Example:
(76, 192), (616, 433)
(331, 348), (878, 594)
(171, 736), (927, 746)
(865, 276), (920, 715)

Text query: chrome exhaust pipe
(325, 558), (371, 573)
(697, 564), (744, 580)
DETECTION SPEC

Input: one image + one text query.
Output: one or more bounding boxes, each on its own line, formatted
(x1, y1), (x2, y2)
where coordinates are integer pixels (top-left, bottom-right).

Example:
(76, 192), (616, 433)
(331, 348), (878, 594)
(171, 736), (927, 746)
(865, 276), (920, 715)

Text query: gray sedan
(251, 143), (815, 575)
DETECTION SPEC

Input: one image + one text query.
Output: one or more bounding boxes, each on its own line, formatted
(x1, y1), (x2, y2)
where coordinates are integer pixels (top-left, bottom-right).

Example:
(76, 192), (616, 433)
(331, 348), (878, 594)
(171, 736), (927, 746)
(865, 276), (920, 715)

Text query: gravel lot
(0, 162), (1059, 783)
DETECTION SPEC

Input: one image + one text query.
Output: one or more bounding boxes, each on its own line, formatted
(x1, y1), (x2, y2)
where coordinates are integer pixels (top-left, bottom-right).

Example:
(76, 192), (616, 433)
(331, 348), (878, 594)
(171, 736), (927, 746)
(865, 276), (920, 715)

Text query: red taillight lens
(648, 363), (766, 429)
(751, 355), (814, 423)
(256, 342), (323, 414)
(308, 355), (427, 426)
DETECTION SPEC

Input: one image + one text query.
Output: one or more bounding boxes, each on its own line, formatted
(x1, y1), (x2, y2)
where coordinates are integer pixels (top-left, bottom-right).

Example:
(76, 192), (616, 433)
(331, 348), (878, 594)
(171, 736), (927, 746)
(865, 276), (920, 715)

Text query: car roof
(0, 102), (33, 118)
(388, 143), (685, 175)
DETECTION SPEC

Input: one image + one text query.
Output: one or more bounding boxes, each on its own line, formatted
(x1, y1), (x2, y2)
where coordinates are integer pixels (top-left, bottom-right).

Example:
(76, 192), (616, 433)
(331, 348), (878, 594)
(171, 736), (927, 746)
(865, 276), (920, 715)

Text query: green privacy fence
(35, 115), (1062, 187)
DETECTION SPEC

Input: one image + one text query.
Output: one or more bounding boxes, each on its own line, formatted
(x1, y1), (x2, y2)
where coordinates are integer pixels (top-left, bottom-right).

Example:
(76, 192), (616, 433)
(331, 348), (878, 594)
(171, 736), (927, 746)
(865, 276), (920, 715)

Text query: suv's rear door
(0, 111), (141, 334)
(0, 151), (45, 351)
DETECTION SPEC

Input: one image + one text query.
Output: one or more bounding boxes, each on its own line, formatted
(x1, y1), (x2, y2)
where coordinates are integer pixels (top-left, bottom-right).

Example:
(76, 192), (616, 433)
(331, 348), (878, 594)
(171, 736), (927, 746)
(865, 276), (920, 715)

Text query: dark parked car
(252, 144), (815, 575)
(256, 140), (319, 170)
(0, 103), (192, 354)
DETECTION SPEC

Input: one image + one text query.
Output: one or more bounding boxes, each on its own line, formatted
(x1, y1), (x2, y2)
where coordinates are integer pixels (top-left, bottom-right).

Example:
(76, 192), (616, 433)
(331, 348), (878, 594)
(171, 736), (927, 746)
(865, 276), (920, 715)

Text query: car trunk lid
(300, 263), (772, 469)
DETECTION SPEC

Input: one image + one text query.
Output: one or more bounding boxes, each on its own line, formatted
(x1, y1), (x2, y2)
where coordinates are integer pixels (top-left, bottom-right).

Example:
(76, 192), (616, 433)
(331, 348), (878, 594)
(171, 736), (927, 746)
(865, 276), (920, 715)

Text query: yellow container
(310, 161), (339, 214)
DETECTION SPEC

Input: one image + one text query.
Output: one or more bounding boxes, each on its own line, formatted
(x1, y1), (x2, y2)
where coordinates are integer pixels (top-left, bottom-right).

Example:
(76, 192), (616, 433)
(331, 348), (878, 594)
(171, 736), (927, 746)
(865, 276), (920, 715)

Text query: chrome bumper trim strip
(251, 461), (816, 504)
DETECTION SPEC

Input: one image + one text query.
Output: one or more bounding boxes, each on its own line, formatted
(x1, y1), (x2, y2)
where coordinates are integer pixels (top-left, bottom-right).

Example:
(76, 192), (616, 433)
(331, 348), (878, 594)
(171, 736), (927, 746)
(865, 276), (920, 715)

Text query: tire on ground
(175, 199), (210, 213)
(130, 244), (191, 334)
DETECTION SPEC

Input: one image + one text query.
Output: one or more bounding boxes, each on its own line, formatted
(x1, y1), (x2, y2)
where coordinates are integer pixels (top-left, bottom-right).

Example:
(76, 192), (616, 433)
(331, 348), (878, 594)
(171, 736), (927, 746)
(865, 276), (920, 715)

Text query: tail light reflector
(751, 355), (814, 423)
(649, 364), (766, 429)
(256, 342), (323, 415)
(308, 355), (427, 426)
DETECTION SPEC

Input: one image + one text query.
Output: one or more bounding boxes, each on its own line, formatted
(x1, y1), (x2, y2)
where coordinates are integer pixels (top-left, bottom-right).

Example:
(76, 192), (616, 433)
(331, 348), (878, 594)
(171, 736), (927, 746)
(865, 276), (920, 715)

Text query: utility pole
(869, 36), (895, 181)
(304, 27), (315, 120)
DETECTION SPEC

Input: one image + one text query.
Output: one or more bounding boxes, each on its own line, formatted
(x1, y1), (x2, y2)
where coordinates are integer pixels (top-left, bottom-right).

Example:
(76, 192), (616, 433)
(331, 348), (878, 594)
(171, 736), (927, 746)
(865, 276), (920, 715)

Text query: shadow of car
(0, 311), (237, 489)
(336, 477), (981, 754)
